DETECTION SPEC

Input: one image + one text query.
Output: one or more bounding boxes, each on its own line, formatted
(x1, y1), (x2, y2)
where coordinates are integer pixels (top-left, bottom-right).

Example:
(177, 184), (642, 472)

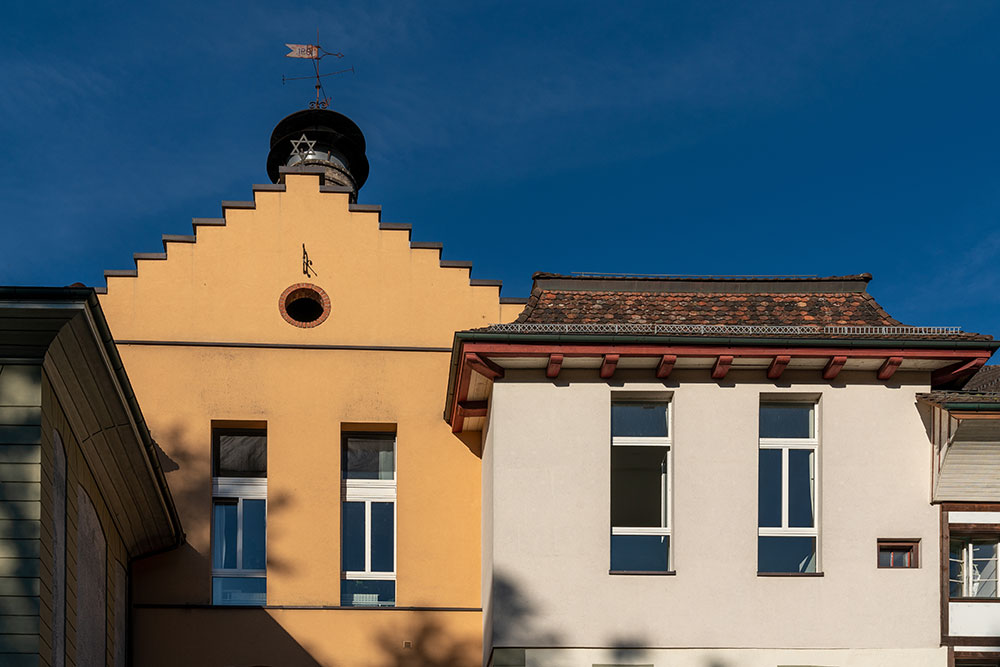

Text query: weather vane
(282, 32), (355, 109)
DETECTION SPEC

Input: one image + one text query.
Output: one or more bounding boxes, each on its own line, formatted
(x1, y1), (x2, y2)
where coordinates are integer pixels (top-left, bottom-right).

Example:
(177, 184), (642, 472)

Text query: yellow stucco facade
(98, 173), (516, 666)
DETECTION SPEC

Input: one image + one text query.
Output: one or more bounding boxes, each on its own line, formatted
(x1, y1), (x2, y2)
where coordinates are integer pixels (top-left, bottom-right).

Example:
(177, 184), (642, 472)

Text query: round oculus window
(279, 283), (330, 328)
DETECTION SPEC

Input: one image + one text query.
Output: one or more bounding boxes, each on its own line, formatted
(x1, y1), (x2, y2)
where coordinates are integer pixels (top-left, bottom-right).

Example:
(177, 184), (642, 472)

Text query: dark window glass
(213, 431), (267, 477)
(212, 577), (265, 606)
(758, 536), (816, 573)
(759, 404), (813, 439)
(611, 535), (670, 572)
(371, 502), (394, 573)
(342, 502), (365, 572)
(788, 449), (815, 528)
(758, 450), (782, 527)
(343, 436), (395, 480)
(879, 546), (913, 568)
(951, 539), (965, 597)
(341, 579), (395, 607)
(611, 446), (667, 528)
(612, 402), (668, 438)
(212, 500), (238, 569)
(242, 499), (266, 570)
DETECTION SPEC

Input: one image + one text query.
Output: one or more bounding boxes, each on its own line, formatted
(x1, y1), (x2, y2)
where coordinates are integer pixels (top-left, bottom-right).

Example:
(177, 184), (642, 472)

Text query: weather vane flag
(285, 43), (321, 59)
(282, 33), (354, 109)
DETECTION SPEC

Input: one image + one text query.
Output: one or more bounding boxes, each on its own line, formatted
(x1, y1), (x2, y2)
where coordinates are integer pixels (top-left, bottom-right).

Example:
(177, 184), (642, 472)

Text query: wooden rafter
(600, 354), (620, 379)
(712, 355), (734, 379)
(546, 353), (564, 378)
(877, 356), (904, 381)
(656, 354), (677, 379)
(822, 356), (847, 380)
(767, 355), (791, 380)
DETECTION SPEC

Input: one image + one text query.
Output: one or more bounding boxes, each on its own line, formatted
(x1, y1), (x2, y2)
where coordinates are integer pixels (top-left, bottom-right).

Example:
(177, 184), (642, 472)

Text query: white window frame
(758, 402), (820, 568)
(950, 537), (1000, 598)
(610, 401), (672, 568)
(341, 435), (397, 587)
(211, 478), (267, 589)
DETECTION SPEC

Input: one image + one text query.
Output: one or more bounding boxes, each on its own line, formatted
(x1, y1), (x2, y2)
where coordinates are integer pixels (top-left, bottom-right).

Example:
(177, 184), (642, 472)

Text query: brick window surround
(278, 283), (331, 328)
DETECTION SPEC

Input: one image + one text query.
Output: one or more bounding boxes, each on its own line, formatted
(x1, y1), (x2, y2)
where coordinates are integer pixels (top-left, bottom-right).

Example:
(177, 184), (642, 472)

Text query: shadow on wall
(134, 422), (297, 604)
(489, 571), (685, 667)
(375, 612), (480, 667)
(130, 421), (324, 667)
(132, 606), (324, 667)
(491, 571), (563, 648)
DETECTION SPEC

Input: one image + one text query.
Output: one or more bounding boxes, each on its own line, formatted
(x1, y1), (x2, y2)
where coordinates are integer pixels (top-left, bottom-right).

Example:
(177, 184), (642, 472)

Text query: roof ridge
(532, 272), (873, 282)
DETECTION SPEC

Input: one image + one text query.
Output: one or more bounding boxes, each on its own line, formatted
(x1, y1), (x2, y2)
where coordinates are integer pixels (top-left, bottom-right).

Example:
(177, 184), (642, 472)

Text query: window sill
(609, 570), (676, 576)
(950, 597), (1000, 603)
(757, 571), (824, 577)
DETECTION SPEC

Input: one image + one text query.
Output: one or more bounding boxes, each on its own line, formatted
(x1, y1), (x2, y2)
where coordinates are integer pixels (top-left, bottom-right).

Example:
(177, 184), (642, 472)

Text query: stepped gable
(508, 272), (991, 341)
(97, 174), (503, 294)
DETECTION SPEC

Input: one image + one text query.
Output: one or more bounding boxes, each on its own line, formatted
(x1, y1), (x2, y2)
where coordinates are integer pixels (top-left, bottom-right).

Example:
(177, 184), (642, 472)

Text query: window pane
(611, 446), (667, 528)
(758, 450), (782, 528)
(972, 542), (998, 597)
(612, 403), (668, 438)
(880, 548), (911, 568)
(341, 579), (395, 607)
(951, 540), (966, 597)
(343, 437), (395, 480)
(214, 432), (267, 477)
(371, 502), (394, 573)
(787, 449), (815, 528)
(760, 404), (814, 439)
(972, 577), (998, 598)
(342, 502), (366, 572)
(212, 501), (237, 569)
(973, 542), (998, 560)
(758, 536), (816, 573)
(212, 577), (265, 606)
(242, 499), (266, 570)
(611, 534), (670, 572)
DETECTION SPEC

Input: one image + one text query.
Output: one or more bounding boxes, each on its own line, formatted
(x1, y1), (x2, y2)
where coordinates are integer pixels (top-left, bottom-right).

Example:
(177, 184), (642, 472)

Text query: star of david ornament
(289, 134), (316, 160)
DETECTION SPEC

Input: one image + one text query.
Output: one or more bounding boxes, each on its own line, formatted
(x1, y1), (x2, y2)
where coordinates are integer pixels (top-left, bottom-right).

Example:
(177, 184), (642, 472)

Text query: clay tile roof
(917, 390), (1000, 406)
(963, 365), (1000, 391)
(494, 273), (992, 341)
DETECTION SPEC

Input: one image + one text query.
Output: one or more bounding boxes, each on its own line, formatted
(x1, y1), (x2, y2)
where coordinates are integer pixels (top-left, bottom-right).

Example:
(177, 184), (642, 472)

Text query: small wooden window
(878, 539), (919, 568)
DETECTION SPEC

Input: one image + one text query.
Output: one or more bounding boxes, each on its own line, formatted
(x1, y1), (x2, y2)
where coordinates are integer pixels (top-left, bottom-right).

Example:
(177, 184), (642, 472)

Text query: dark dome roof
(265, 109), (370, 188)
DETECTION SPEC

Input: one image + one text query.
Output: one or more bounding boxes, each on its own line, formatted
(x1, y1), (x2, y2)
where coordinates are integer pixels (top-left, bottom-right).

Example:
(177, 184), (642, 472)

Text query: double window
(758, 402), (818, 574)
(610, 401), (671, 573)
(951, 537), (999, 598)
(211, 428), (267, 605)
(342, 433), (396, 606)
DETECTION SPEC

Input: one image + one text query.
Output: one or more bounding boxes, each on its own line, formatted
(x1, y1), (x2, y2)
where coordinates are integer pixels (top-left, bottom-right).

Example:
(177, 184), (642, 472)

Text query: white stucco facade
(482, 368), (944, 666)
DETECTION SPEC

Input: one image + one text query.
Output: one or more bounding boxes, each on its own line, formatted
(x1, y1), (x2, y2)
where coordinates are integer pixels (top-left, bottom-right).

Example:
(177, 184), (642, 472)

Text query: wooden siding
(937, 440), (1000, 501)
(42, 313), (173, 556)
(0, 363), (42, 667)
(42, 371), (130, 667)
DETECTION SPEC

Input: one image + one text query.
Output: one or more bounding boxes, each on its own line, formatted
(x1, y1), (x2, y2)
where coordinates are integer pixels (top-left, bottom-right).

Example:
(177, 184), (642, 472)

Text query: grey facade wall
(483, 369), (941, 654)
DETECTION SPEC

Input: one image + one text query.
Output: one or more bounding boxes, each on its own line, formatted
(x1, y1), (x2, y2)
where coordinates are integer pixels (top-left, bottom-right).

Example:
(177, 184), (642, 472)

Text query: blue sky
(2, 1), (1000, 339)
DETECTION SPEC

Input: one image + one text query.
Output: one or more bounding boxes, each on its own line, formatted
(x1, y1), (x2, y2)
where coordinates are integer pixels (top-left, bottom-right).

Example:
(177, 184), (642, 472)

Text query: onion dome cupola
(266, 109), (370, 201)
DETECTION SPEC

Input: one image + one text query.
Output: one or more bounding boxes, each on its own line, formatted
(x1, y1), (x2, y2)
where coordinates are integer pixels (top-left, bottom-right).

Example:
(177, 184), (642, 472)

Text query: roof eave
(453, 330), (1000, 350)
